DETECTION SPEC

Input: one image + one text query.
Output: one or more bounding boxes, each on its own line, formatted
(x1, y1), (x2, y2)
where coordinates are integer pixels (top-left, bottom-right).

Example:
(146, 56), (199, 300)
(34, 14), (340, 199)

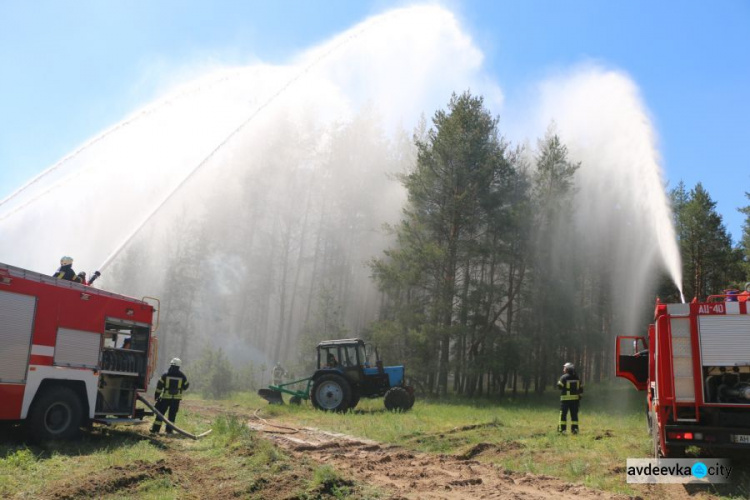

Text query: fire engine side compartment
(0, 288), (37, 419)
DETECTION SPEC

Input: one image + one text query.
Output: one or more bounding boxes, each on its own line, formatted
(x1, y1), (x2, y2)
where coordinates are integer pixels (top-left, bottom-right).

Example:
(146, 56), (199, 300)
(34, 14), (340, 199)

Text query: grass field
(1, 380), (749, 499)
(0, 408), (376, 499)
(246, 379), (750, 498)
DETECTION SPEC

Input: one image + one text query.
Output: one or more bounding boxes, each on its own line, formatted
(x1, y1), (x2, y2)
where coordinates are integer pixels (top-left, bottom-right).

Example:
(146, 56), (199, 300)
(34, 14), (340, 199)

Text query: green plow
(258, 376), (313, 405)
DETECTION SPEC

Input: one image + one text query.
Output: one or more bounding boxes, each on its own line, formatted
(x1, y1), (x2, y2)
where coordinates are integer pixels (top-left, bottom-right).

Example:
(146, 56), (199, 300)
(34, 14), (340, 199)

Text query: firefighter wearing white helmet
(53, 256), (77, 281)
(557, 362), (583, 434)
(151, 357), (190, 434)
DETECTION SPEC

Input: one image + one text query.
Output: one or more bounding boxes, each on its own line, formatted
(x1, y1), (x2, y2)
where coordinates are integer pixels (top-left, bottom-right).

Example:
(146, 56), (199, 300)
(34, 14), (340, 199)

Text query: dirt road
(185, 399), (625, 500)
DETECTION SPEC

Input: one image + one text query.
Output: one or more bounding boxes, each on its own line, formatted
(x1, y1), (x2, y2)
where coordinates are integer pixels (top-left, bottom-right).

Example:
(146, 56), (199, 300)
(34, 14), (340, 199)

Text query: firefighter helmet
(563, 362), (575, 373)
(170, 357), (182, 367)
(60, 256), (73, 266)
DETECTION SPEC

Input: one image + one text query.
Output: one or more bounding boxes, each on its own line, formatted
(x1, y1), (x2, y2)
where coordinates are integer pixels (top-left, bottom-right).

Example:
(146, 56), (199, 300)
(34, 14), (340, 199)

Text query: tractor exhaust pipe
(136, 394), (212, 439)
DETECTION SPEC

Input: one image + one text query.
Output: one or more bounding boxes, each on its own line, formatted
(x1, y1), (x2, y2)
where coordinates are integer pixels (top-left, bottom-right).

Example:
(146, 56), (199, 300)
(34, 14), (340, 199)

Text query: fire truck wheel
(311, 374), (352, 412)
(650, 411), (664, 458)
(384, 386), (411, 411)
(28, 387), (83, 441)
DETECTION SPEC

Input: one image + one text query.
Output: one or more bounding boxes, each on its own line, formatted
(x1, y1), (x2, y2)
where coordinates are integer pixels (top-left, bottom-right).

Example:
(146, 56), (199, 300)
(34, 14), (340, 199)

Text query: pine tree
(672, 183), (736, 299)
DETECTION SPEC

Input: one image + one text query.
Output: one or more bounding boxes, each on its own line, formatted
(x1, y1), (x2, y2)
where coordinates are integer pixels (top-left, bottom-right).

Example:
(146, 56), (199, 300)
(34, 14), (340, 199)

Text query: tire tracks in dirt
(238, 403), (628, 499)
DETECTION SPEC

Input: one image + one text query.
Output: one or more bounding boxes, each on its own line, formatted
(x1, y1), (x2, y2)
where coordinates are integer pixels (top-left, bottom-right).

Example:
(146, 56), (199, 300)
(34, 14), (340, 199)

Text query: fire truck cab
(0, 262), (157, 441)
(616, 289), (750, 457)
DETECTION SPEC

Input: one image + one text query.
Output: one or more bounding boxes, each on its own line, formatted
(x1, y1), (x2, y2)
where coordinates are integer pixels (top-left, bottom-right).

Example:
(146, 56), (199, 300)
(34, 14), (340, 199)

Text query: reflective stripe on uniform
(161, 376), (185, 400)
(157, 375), (186, 400)
(561, 395), (579, 401)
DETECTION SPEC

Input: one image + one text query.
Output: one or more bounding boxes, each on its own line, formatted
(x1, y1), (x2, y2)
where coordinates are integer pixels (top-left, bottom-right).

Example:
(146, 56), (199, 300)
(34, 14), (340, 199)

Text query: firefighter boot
(570, 402), (579, 434)
(558, 411), (567, 433)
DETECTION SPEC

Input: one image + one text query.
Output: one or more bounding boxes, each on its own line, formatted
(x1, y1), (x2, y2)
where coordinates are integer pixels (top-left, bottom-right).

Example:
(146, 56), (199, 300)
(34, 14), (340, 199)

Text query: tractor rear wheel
(405, 387), (415, 410)
(311, 374), (352, 412)
(384, 387), (411, 412)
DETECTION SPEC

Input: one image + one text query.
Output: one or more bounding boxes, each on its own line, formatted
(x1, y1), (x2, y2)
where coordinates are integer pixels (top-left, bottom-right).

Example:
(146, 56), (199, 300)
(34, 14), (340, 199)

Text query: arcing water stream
(535, 67), (684, 330)
(0, 5), (682, 361)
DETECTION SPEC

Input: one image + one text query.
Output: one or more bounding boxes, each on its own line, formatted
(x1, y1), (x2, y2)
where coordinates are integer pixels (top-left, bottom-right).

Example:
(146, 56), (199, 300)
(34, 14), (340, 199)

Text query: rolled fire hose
(136, 394), (212, 440)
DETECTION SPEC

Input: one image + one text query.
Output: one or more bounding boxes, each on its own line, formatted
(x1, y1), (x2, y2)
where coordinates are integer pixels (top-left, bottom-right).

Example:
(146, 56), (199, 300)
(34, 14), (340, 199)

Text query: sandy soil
(190, 400), (630, 499)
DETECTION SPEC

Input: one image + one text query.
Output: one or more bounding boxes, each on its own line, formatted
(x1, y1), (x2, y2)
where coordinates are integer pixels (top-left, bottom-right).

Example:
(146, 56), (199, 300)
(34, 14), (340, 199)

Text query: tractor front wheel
(349, 393), (360, 410)
(384, 387), (411, 412)
(311, 374), (352, 412)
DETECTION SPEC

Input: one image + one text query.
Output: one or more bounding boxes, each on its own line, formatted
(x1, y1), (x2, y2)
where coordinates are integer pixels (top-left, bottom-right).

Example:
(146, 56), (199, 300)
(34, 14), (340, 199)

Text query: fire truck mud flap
(136, 394), (212, 439)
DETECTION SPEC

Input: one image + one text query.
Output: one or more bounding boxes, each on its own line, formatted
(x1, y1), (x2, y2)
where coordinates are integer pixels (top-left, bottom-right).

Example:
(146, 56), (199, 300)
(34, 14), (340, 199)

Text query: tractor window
(321, 347), (340, 368)
(358, 344), (369, 367)
(342, 345), (359, 367)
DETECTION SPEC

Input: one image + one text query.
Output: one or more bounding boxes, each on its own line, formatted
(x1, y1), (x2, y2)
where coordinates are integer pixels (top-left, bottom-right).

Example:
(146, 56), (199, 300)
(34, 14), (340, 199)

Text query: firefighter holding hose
(150, 357), (190, 435)
(557, 362), (583, 434)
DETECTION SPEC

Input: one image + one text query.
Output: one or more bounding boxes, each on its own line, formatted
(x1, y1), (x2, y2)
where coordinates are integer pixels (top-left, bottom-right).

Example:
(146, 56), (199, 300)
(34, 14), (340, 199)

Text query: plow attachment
(258, 377), (313, 405)
(258, 388), (285, 404)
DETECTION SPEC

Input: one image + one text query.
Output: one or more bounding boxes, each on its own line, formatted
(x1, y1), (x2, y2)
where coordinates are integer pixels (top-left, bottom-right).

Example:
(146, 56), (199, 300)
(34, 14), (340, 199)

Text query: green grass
(0, 406), (360, 499)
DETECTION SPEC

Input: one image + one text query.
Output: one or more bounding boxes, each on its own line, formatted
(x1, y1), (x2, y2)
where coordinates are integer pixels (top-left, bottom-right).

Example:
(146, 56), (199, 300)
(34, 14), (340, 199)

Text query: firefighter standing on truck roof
(52, 256), (77, 281)
(558, 362), (583, 434)
(151, 358), (190, 435)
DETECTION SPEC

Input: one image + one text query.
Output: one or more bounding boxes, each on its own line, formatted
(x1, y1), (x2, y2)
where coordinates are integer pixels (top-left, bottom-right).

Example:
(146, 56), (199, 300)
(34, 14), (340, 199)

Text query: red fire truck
(616, 289), (750, 457)
(0, 262), (158, 440)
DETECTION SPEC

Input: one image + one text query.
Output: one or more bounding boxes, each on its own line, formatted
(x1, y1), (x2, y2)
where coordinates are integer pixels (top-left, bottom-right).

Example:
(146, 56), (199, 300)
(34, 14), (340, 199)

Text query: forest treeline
(110, 91), (750, 397)
(369, 92), (750, 397)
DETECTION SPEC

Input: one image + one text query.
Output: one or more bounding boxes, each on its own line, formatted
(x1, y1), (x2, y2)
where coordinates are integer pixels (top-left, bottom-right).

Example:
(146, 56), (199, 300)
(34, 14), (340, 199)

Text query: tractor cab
(316, 338), (388, 396)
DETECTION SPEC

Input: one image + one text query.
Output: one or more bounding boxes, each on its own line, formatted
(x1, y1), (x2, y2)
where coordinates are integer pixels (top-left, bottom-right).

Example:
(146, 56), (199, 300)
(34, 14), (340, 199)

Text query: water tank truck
(616, 284), (750, 457)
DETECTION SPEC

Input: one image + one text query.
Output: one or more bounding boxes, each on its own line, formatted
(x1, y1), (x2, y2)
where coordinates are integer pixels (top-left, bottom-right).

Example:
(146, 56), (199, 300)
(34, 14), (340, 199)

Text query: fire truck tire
(650, 411), (672, 458)
(384, 386), (411, 411)
(28, 387), (83, 441)
(311, 374), (351, 412)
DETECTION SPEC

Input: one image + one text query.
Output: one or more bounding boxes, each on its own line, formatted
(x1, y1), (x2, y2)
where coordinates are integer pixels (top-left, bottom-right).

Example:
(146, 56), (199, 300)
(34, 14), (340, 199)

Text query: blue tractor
(258, 338), (415, 412)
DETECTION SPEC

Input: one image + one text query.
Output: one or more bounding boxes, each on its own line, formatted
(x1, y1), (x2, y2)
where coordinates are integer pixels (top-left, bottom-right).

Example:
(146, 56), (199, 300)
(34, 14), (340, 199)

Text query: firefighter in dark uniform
(557, 362), (583, 434)
(53, 256), (77, 281)
(150, 357), (190, 434)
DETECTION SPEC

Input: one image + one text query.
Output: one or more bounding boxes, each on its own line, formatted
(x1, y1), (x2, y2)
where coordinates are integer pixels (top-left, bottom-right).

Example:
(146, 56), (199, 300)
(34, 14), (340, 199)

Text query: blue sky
(1, 0), (748, 240)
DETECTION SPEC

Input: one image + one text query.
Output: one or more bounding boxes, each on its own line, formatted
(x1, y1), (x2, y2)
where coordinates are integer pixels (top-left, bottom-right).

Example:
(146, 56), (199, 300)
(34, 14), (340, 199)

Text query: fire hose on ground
(136, 394), (212, 440)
